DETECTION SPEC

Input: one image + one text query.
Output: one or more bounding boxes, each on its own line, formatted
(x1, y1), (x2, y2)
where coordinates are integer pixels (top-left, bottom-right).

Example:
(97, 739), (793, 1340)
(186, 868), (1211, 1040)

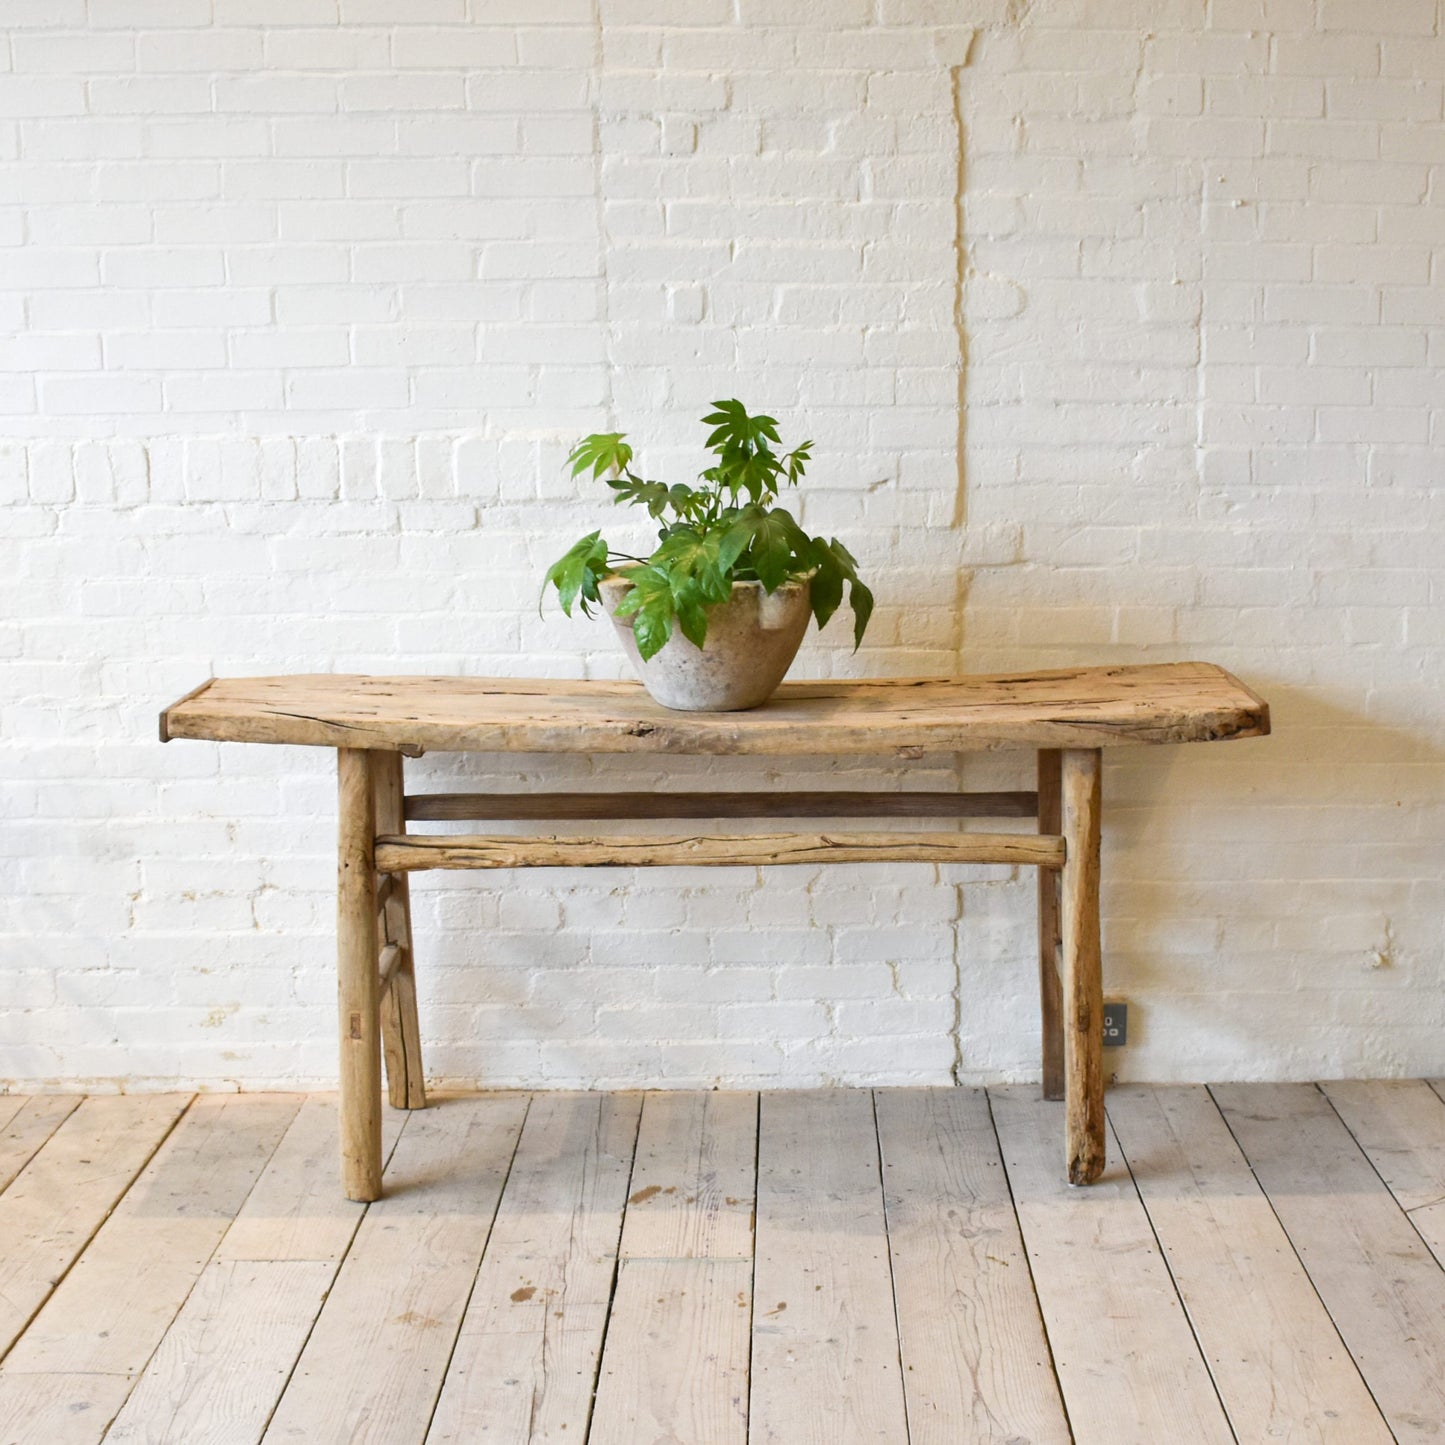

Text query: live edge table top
(160, 662), (1269, 758)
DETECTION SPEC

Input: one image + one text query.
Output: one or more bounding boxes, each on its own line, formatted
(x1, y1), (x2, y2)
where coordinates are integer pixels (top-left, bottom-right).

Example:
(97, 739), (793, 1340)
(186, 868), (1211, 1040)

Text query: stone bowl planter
(599, 573), (812, 712)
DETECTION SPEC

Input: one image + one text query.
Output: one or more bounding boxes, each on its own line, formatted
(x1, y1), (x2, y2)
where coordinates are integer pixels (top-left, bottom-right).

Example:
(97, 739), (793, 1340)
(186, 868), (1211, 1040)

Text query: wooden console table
(160, 662), (1268, 1200)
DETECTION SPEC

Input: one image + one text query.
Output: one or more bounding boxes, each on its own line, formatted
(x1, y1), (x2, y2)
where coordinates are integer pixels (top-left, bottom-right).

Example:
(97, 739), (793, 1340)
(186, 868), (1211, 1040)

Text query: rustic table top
(160, 662), (1269, 758)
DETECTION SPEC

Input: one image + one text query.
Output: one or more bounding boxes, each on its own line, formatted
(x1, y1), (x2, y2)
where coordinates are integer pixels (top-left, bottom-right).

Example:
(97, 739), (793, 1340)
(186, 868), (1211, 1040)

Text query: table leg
(338, 747), (383, 1202)
(1060, 747), (1105, 1185)
(374, 751), (427, 1110)
(1037, 748), (1064, 1101)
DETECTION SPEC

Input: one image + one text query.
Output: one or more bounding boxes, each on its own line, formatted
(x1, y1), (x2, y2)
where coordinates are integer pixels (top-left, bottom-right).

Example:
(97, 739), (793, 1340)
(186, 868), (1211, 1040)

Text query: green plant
(542, 399), (873, 661)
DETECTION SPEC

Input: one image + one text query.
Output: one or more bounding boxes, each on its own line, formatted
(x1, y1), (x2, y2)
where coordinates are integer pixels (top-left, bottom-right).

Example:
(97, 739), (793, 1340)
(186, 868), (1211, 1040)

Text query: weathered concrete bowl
(599, 573), (812, 712)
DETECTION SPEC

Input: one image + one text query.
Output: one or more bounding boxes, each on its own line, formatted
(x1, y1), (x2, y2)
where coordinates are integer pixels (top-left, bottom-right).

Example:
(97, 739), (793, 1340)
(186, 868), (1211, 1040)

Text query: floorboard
(1109, 1084), (1391, 1444)
(591, 1259), (751, 1445)
(1, 1083), (1442, 1445)
(425, 1092), (640, 1445)
(876, 1087), (1069, 1445)
(0, 1094), (191, 1363)
(0, 1370), (135, 1445)
(1321, 1078), (1445, 1265)
(619, 1091), (757, 1262)
(749, 1089), (909, 1445)
(0, 1095), (298, 1445)
(590, 1091), (756, 1444)
(105, 1096), (406, 1445)
(104, 1259), (337, 1445)
(990, 1086), (1234, 1445)
(1214, 1082), (1445, 1444)
(217, 1094), (407, 1264)
(262, 1094), (528, 1445)
(0, 1096), (83, 1196)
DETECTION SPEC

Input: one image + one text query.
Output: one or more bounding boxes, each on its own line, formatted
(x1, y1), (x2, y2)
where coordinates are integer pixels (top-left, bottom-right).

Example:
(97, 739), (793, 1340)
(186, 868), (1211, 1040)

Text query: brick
(1, 2), (1442, 1095)
(136, 30), (263, 71)
(12, 33), (135, 73)
(264, 28), (390, 70)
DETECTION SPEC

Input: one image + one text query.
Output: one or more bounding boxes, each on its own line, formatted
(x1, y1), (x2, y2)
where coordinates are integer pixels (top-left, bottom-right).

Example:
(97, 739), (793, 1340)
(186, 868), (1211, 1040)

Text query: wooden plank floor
(0, 1083), (1441, 1443)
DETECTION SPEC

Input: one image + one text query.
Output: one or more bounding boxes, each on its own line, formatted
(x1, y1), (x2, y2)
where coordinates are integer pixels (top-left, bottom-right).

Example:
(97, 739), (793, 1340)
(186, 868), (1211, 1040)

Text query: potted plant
(542, 400), (873, 712)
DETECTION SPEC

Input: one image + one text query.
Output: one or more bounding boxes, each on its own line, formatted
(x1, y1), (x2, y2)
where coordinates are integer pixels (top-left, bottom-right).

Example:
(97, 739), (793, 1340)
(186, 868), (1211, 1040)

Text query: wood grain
(875, 1088), (1069, 1445)
(1320, 1079), (1445, 1265)
(0, 1096), (82, 1196)
(262, 1094), (528, 1445)
(217, 1095), (404, 1264)
(405, 789), (1040, 821)
(619, 1092), (757, 1262)
(1036, 750), (1064, 1102)
(105, 1100), (407, 1444)
(589, 1259), (750, 1445)
(160, 662), (1270, 757)
(1213, 1082), (1445, 1443)
(105, 1258), (337, 1445)
(374, 753), (426, 1112)
(750, 1090), (909, 1445)
(1109, 1085), (1391, 1444)
(374, 830), (1066, 873)
(425, 1092), (641, 1445)
(0, 1094), (190, 1360)
(990, 1086), (1235, 1445)
(0, 1372), (133, 1445)
(0, 1094), (299, 1380)
(337, 748), (382, 1202)
(1060, 748), (1104, 1184)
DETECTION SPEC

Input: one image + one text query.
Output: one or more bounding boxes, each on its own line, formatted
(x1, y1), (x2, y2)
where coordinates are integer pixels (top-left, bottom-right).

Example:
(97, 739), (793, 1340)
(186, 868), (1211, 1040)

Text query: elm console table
(160, 662), (1269, 1200)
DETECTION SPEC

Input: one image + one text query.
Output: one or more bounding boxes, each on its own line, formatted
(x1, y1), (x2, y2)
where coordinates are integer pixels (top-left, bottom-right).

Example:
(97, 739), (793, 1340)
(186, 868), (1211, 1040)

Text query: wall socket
(1103, 1001), (1128, 1047)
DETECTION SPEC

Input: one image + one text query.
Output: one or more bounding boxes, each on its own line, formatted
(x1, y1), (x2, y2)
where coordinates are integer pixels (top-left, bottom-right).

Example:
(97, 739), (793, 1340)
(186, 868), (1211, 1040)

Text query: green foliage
(541, 530), (609, 619)
(542, 400), (874, 662)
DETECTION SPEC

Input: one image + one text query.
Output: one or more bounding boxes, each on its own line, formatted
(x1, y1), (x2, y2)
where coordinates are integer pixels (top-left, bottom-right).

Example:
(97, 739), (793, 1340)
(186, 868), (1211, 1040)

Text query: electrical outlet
(1103, 1001), (1128, 1047)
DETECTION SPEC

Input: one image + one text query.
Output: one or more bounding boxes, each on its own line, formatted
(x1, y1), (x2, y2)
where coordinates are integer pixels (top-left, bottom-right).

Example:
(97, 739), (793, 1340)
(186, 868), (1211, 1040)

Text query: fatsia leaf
(567, 432), (631, 481)
(714, 515), (752, 576)
(674, 581), (709, 650)
(611, 563), (667, 616)
(653, 525), (712, 568)
(652, 526), (730, 607)
(609, 564), (677, 660)
(734, 447), (780, 505)
(741, 506), (809, 591)
(668, 483), (707, 520)
(806, 537), (873, 650)
(606, 473), (670, 517)
(848, 577), (874, 650)
(631, 592), (676, 659)
(541, 530), (609, 618)
(703, 398), (781, 456)
(782, 442), (812, 485)
(807, 538), (844, 630)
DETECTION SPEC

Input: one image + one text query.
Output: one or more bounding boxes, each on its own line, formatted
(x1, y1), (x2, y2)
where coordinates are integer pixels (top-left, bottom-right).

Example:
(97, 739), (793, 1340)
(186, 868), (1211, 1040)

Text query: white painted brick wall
(2, 0), (1442, 1092)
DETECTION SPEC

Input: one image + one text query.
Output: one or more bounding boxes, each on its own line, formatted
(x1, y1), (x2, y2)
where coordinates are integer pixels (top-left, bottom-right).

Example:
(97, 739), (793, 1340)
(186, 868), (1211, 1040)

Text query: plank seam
(0, 1094), (195, 1372)
(871, 1089), (915, 1445)
(417, 1093), (536, 1445)
(86, 1096), (305, 1439)
(254, 1106), (416, 1442)
(1206, 1083), (1395, 1437)
(1106, 1105), (1241, 1445)
(983, 1088), (1077, 1445)
(0, 1097), (84, 1201)
(1317, 1082), (1445, 1273)
(743, 1090), (761, 1445)
(577, 1093), (646, 1445)
(1405, 1195), (1445, 1216)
